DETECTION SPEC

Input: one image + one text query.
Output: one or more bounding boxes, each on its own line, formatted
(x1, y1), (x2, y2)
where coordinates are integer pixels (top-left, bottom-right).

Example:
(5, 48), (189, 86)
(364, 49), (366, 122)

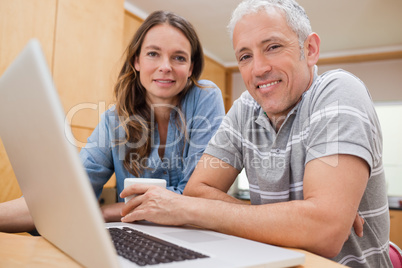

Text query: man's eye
(268, 45), (281, 51)
(239, 55), (251, 62)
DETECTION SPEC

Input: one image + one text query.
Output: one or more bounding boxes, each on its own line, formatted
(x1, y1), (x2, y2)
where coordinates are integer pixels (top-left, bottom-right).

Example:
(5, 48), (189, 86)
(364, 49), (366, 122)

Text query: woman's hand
(120, 184), (190, 226)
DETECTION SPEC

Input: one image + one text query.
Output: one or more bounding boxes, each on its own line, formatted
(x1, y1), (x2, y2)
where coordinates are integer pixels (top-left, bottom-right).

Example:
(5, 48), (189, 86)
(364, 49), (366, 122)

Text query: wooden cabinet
(0, 0), (56, 74)
(0, 139), (20, 202)
(201, 57), (231, 112)
(390, 209), (402, 247)
(123, 11), (143, 50)
(0, 0), (57, 202)
(54, 0), (124, 129)
(0, 0), (124, 202)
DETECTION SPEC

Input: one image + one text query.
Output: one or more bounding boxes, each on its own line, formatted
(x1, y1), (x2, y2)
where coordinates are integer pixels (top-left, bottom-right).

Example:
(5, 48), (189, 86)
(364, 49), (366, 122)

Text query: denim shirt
(79, 80), (225, 201)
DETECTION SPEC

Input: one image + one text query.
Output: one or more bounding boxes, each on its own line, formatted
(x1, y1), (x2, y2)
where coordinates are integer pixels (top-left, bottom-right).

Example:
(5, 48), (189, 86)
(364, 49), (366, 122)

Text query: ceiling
(125, 0), (402, 67)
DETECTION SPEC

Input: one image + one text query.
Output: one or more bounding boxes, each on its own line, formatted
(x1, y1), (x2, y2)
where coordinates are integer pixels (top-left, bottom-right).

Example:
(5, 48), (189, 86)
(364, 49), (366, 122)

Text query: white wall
(318, 59), (402, 102)
(374, 104), (402, 196)
(231, 58), (402, 196)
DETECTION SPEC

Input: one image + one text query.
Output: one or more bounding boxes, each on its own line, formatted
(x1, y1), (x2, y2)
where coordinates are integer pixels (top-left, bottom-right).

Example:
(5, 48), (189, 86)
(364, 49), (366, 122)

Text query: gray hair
(228, 0), (312, 57)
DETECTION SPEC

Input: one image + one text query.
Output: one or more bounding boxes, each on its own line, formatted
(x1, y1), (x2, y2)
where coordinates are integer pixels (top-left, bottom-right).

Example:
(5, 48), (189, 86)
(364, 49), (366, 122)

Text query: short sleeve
(204, 93), (246, 171)
(304, 70), (382, 172)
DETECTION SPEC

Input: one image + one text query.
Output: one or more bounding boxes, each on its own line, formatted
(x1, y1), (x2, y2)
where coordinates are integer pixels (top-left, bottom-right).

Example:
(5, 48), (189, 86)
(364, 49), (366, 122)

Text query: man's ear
(305, 33), (320, 67)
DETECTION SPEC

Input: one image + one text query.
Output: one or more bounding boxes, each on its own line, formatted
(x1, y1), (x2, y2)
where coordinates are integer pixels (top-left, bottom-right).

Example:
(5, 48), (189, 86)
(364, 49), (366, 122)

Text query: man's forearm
(184, 182), (246, 204)
(183, 197), (347, 259)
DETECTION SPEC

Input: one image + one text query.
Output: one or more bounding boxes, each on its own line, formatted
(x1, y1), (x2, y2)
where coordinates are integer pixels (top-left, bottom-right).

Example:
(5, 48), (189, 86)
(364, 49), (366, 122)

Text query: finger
(353, 214), (364, 237)
(121, 198), (153, 223)
(120, 194), (145, 217)
(121, 208), (146, 223)
(120, 184), (150, 198)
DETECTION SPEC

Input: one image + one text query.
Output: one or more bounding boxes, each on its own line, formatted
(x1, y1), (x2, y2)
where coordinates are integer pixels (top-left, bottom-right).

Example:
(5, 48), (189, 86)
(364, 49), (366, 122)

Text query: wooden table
(0, 232), (345, 267)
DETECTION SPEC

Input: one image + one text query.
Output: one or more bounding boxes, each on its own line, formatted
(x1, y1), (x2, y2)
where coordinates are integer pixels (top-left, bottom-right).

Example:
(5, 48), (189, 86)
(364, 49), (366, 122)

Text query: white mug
(124, 178), (167, 203)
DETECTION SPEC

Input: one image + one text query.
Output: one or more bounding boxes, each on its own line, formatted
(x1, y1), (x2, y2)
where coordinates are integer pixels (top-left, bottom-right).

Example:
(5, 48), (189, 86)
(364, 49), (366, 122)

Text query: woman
(85, 10), (225, 221)
(0, 10), (225, 232)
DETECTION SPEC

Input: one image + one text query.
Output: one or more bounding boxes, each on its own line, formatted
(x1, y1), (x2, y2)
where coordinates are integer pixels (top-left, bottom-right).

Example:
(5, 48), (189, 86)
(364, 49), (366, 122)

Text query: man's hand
(120, 184), (189, 226)
(352, 213), (364, 238)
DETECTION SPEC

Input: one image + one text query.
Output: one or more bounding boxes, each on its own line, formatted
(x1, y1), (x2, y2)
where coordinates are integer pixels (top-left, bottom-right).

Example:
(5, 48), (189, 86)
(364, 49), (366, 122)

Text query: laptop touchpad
(164, 231), (226, 243)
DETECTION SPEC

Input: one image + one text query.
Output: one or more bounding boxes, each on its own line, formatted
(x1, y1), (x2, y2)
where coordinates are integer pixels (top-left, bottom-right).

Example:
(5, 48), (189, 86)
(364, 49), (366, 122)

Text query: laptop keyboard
(108, 227), (209, 266)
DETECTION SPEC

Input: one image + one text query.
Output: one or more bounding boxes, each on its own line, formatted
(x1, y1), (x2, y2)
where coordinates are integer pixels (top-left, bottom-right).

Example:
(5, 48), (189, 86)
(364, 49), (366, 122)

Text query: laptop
(0, 39), (305, 268)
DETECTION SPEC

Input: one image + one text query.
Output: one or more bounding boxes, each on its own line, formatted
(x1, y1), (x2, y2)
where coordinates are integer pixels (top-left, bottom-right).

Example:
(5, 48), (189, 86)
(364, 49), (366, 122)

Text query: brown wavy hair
(114, 10), (204, 176)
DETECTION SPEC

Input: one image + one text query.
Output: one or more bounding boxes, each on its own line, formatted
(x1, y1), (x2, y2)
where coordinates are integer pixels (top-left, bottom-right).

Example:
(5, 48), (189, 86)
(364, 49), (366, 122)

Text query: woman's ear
(134, 57), (140, 72)
(305, 33), (320, 67)
(188, 63), (194, 78)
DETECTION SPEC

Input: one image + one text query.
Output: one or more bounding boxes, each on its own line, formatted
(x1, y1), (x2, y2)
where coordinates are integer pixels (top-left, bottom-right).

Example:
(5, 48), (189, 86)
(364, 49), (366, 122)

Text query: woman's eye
(147, 51), (158, 57)
(174, 55), (187, 62)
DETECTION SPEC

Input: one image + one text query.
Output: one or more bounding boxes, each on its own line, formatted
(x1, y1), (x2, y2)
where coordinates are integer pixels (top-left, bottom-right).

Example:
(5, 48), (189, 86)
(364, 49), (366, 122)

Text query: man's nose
(252, 53), (272, 77)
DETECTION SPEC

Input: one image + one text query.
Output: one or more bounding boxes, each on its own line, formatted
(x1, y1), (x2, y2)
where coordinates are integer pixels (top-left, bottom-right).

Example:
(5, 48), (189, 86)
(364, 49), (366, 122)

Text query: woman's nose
(159, 57), (172, 73)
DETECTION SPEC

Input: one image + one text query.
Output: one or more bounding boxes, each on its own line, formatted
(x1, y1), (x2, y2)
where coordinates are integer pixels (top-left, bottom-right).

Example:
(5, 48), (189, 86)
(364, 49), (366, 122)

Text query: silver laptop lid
(0, 39), (119, 268)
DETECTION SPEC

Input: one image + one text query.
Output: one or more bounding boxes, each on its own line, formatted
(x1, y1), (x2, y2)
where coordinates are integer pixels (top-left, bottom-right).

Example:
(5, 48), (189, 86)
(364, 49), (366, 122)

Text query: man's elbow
(306, 225), (349, 259)
(183, 181), (211, 198)
(183, 183), (199, 197)
(313, 242), (343, 259)
(182, 186), (192, 196)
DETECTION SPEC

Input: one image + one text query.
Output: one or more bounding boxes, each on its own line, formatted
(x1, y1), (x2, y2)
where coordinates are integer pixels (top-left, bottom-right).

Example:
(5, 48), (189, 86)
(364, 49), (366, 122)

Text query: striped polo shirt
(205, 67), (392, 267)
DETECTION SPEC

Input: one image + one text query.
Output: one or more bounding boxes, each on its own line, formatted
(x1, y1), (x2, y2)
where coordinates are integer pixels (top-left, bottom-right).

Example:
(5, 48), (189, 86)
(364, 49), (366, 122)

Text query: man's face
(233, 8), (314, 125)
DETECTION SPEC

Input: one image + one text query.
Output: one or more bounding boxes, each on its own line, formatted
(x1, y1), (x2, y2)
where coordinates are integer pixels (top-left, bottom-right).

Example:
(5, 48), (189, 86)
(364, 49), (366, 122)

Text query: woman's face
(135, 24), (193, 106)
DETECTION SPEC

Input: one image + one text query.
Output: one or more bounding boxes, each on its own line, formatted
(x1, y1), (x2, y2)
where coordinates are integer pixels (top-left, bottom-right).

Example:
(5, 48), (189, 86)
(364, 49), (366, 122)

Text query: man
(121, 0), (391, 267)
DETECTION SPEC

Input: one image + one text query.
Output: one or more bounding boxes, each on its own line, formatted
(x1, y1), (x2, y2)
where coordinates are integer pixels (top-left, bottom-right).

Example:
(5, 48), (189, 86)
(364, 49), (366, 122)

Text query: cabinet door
(0, 139), (21, 202)
(0, 0), (56, 74)
(0, 0), (57, 202)
(201, 57), (229, 111)
(390, 209), (402, 247)
(123, 11), (143, 50)
(0, 0), (124, 202)
(53, 0), (125, 129)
